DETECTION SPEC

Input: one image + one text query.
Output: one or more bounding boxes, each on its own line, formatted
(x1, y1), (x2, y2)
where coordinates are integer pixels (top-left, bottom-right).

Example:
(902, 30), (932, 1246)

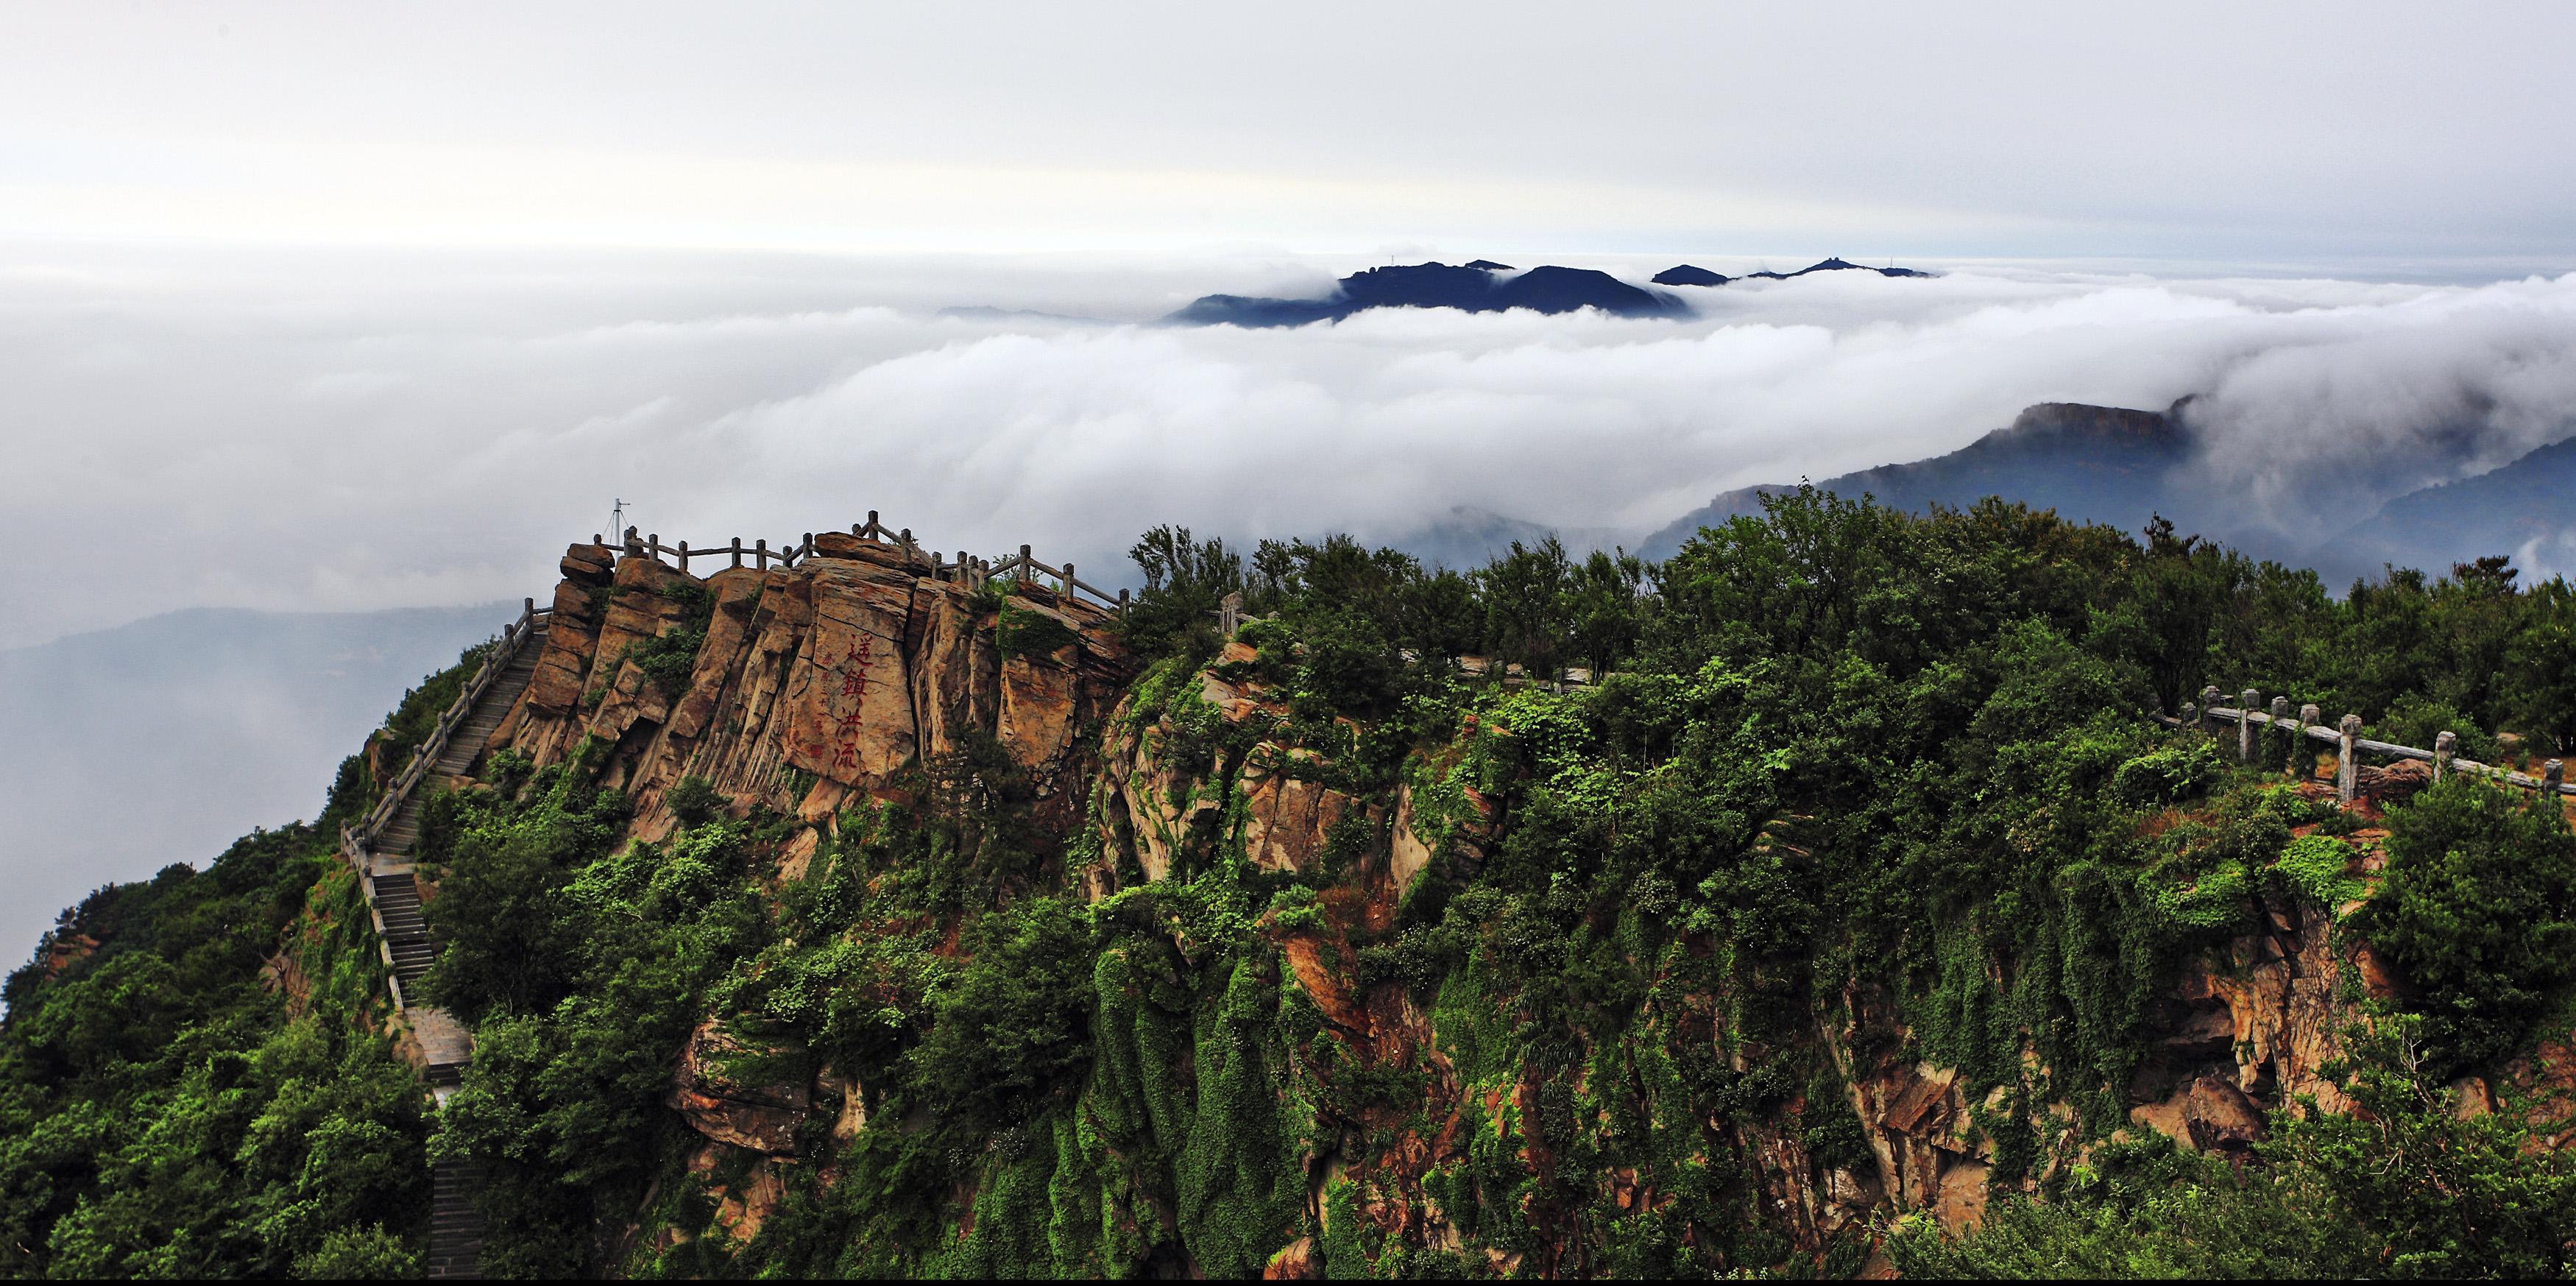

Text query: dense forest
(10, 490), (2576, 1278)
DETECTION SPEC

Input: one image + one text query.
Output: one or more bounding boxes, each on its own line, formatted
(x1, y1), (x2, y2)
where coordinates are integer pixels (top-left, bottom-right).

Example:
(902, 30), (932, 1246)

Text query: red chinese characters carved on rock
(812, 632), (875, 775)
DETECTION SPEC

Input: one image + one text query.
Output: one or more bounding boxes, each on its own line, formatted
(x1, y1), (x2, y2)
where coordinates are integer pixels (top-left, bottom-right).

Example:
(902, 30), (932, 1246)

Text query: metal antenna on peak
(611, 498), (629, 540)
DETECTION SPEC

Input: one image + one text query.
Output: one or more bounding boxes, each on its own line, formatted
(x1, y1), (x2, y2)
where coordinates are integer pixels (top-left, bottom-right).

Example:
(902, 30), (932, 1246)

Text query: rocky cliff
(494, 534), (1132, 849)
(414, 535), (2536, 1277)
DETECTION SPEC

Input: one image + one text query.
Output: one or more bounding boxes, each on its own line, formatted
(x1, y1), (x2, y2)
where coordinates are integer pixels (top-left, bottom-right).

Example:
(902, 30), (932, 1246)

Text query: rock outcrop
(498, 540), (1133, 846)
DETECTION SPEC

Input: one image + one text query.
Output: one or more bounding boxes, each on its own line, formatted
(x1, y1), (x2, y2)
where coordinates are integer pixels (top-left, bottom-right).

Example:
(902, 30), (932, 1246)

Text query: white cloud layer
(5, 245), (2576, 649)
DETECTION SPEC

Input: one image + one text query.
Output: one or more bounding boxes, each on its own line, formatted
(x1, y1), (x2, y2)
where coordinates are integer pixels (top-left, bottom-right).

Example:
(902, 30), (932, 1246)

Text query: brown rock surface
(687, 1143), (789, 1245)
(1239, 746), (1365, 875)
(1262, 1236), (1321, 1280)
(503, 540), (1132, 842)
(666, 1022), (809, 1156)
(2186, 1075), (2265, 1151)
(780, 561), (919, 786)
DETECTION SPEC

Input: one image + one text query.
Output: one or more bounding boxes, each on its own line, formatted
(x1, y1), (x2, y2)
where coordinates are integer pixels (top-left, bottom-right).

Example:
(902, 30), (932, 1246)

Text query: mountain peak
(1652, 264), (1732, 286)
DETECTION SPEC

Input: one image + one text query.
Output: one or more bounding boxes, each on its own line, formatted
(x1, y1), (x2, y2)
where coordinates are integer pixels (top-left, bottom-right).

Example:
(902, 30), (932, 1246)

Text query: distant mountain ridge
(1384, 505), (1627, 572)
(1641, 401), (2204, 559)
(1653, 257), (1933, 286)
(0, 603), (509, 967)
(1167, 256), (1939, 326)
(1168, 261), (1688, 327)
(2312, 435), (2576, 586)
(1640, 399), (2576, 588)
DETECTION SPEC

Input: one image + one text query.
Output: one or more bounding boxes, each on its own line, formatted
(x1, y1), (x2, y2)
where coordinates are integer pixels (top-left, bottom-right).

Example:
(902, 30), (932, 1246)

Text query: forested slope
(10, 492), (2576, 1278)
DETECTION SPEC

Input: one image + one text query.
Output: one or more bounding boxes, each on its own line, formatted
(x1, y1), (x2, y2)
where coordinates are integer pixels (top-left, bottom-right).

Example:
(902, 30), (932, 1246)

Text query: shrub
(997, 601), (1077, 660)
(2378, 693), (2502, 764)
(625, 582), (715, 698)
(2355, 776), (2576, 1074)
(666, 775), (726, 828)
(2272, 834), (2368, 911)
(291, 1224), (418, 1279)
(2115, 741), (2226, 808)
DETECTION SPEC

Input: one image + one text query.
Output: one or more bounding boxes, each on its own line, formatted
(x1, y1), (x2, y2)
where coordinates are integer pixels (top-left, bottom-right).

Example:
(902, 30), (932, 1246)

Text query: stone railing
(2162, 684), (2571, 805)
(604, 511), (1130, 616)
(339, 596), (551, 864)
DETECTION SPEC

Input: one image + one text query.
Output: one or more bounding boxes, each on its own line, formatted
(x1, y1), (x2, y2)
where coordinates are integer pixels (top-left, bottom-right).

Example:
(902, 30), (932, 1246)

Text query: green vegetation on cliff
(0, 643), (504, 1279)
(10, 493), (2576, 1279)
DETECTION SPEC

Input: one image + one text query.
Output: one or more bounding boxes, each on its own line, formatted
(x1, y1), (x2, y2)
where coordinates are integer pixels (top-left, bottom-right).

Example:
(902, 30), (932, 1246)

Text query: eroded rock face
(668, 1019), (807, 1156)
(779, 559), (919, 785)
(1238, 745), (1370, 876)
(501, 541), (1133, 841)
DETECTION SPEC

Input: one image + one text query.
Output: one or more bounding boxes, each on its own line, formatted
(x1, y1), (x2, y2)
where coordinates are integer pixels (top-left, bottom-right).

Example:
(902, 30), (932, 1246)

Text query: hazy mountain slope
(1385, 504), (1631, 571)
(1642, 401), (2203, 559)
(2310, 435), (2576, 587)
(0, 603), (509, 966)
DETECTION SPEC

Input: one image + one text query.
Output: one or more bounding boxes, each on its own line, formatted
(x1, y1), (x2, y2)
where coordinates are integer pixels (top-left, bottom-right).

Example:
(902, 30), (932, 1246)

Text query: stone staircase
(427, 1160), (491, 1279)
(350, 616), (544, 1279)
(368, 638), (543, 1020)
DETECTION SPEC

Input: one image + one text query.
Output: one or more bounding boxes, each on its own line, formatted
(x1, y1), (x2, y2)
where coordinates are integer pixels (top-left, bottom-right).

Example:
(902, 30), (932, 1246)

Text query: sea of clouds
(6, 243), (2576, 968)
(7, 247), (2576, 652)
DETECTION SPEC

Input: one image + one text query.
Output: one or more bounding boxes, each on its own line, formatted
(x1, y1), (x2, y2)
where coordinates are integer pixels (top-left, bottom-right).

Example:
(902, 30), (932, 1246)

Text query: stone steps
(355, 623), (544, 1283)
(372, 634), (545, 861)
(372, 872), (436, 991)
(425, 1161), (489, 1279)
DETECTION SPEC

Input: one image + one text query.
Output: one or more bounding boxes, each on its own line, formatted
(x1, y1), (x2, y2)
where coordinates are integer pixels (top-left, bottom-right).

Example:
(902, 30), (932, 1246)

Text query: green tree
(1123, 525), (1246, 661)
(1479, 536), (1574, 680)
(2353, 774), (2576, 1075)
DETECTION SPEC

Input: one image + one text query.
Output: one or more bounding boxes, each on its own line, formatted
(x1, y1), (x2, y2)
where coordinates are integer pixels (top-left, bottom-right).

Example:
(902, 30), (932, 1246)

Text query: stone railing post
(2434, 730), (2456, 782)
(2547, 760), (2566, 794)
(625, 526), (641, 557)
(2338, 714), (2363, 803)
(2269, 696), (2290, 769)
(2180, 700), (2197, 729)
(1118, 587), (1130, 617)
(2200, 687), (2223, 733)
(729, 537), (743, 568)
(755, 537), (768, 570)
(2297, 704), (2321, 777)
(2239, 689), (2261, 762)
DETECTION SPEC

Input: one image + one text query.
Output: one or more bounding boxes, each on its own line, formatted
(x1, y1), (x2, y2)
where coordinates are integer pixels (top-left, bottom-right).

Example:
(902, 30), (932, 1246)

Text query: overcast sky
(5, 1), (2576, 262)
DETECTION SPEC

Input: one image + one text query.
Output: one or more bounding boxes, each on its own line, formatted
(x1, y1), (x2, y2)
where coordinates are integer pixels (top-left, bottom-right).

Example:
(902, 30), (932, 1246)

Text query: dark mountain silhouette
(2309, 435), (2576, 587)
(1652, 264), (1733, 286)
(1742, 256), (1933, 281)
(1641, 401), (2202, 559)
(1167, 261), (1689, 327)
(1462, 259), (1514, 270)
